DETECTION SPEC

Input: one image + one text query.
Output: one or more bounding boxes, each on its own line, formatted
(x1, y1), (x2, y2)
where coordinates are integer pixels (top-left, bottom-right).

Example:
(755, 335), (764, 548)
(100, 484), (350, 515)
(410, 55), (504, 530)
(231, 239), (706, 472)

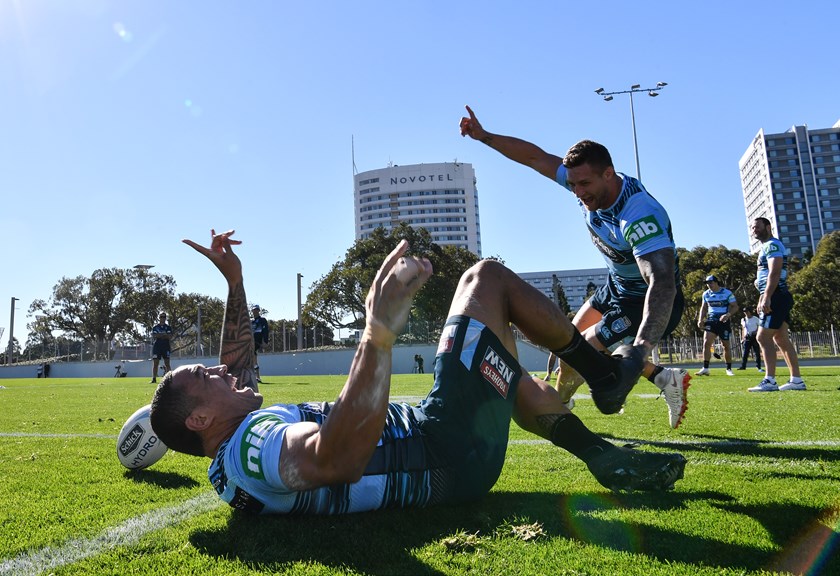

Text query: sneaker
(748, 378), (779, 392)
(587, 444), (687, 492)
(779, 380), (806, 391)
(149, 378), (157, 384)
(588, 345), (645, 415)
(726, 369), (735, 376)
(695, 367), (710, 376)
(758, 367), (764, 372)
(654, 368), (690, 429)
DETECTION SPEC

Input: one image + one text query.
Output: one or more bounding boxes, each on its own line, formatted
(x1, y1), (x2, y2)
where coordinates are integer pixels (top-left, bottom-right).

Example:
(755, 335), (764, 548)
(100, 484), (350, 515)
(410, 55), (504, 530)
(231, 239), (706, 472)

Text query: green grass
(1, 368), (838, 575)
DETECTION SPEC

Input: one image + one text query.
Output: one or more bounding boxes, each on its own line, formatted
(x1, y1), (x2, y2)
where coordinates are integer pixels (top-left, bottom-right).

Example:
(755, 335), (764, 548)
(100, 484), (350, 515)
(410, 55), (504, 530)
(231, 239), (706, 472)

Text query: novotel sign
(390, 174), (455, 185)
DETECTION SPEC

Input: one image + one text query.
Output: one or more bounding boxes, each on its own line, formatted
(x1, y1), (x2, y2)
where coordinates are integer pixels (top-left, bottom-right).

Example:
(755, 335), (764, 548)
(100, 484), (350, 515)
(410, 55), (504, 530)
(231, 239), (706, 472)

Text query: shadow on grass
(189, 489), (839, 575)
(124, 468), (201, 489)
(602, 432), (840, 466)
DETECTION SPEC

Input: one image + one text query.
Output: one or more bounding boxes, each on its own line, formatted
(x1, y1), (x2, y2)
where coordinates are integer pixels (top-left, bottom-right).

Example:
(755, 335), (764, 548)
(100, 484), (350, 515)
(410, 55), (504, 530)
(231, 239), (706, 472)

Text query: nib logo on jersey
(624, 216), (663, 247)
(480, 346), (515, 398)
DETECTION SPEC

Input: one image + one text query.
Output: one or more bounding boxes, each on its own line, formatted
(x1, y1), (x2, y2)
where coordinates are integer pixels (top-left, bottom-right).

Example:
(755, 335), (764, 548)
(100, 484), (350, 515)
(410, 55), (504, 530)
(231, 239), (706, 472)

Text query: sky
(2, 1), (839, 350)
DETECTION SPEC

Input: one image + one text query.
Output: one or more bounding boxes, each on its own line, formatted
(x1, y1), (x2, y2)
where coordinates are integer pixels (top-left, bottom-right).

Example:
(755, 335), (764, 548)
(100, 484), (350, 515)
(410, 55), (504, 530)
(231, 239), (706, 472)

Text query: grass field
(1, 366), (838, 576)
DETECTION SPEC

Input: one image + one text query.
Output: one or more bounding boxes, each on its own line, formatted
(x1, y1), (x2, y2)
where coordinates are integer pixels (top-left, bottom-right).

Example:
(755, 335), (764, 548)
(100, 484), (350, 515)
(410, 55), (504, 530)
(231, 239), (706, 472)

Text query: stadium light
(594, 82), (668, 182)
(7, 297), (19, 365)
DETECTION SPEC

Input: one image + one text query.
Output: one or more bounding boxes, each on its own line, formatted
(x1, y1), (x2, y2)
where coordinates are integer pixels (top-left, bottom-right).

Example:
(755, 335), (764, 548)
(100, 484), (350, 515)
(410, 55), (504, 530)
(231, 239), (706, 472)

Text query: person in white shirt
(738, 308), (762, 371)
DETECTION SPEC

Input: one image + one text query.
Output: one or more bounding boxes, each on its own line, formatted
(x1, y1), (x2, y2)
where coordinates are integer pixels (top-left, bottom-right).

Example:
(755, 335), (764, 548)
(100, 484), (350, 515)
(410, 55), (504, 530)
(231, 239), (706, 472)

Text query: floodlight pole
(296, 273), (303, 350)
(594, 82), (667, 182)
(7, 297), (19, 365)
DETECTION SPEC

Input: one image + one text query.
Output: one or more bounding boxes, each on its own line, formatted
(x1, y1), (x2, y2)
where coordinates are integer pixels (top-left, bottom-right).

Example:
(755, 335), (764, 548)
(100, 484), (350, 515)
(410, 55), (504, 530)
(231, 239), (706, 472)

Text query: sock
(647, 365), (664, 385)
(703, 360), (710, 369)
(726, 363), (732, 370)
(551, 331), (615, 390)
(550, 413), (616, 463)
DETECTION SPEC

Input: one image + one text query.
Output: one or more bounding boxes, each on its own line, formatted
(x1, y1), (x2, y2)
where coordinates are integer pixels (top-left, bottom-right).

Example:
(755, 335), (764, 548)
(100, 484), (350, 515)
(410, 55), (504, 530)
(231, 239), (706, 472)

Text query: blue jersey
(252, 316), (269, 344)
(152, 323), (172, 339)
(755, 237), (789, 294)
(702, 287), (736, 319)
(555, 167), (679, 299)
(208, 402), (433, 515)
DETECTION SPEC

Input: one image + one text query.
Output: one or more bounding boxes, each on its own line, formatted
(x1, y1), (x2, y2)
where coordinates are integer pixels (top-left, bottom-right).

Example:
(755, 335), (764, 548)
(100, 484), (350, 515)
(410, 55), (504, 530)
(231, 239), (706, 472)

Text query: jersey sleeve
(554, 164), (571, 191)
(619, 194), (674, 258)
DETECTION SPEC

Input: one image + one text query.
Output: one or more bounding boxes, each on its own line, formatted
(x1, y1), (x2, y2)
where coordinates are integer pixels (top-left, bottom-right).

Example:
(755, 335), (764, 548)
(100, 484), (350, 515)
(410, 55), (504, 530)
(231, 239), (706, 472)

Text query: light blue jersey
(208, 402), (432, 515)
(555, 166), (679, 298)
(702, 287), (736, 320)
(755, 237), (789, 294)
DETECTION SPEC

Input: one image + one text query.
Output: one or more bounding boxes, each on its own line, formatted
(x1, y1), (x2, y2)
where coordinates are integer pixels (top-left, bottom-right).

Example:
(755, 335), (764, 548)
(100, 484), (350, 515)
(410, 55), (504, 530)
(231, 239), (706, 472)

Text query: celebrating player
(459, 105), (690, 428)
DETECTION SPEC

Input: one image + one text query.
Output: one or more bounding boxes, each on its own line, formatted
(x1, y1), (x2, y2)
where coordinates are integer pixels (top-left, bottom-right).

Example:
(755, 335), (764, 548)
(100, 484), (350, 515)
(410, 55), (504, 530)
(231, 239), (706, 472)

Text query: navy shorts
(152, 342), (170, 360)
(415, 315), (522, 505)
(703, 318), (732, 341)
(590, 279), (685, 348)
(759, 289), (794, 330)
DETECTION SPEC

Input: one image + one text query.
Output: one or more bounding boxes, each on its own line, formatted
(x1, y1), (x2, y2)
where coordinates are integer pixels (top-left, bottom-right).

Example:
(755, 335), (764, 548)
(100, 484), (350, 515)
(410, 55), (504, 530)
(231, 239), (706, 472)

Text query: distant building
(739, 120), (840, 258)
(354, 162), (481, 256)
(518, 268), (609, 313)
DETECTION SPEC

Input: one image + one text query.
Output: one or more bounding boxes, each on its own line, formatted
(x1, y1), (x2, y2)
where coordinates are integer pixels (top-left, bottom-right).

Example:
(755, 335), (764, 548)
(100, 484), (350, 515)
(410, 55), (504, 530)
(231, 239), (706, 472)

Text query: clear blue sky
(2, 1), (838, 349)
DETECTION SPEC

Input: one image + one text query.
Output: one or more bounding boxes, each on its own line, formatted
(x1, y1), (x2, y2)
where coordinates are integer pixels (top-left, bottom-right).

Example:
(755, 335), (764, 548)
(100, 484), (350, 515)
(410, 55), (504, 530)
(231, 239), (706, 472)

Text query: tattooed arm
(635, 247), (677, 356)
(182, 229), (259, 392)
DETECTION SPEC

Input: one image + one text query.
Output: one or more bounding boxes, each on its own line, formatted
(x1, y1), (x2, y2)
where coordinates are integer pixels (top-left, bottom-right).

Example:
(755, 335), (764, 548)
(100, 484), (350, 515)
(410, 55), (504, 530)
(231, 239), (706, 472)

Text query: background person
(149, 230), (686, 515)
(251, 304), (269, 384)
(150, 312), (172, 384)
(748, 218), (805, 392)
(695, 275), (738, 376)
(738, 308), (762, 371)
(459, 105), (690, 429)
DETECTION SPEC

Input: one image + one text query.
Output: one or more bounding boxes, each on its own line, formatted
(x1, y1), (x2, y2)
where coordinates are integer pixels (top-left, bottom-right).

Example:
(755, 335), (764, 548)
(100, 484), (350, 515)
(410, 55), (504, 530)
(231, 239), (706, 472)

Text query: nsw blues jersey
(555, 167), (679, 298)
(755, 237), (789, 293)
(208, 402), (432, 515)
(702, 287), (736, 319)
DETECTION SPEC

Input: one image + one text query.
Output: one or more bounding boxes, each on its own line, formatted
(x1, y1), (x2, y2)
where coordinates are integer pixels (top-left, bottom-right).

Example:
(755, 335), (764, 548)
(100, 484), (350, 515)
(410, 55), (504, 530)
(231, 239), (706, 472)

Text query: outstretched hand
(182, 229), (243, 283)
(363, 240), (433, 348)
(459, 105), (487, 140)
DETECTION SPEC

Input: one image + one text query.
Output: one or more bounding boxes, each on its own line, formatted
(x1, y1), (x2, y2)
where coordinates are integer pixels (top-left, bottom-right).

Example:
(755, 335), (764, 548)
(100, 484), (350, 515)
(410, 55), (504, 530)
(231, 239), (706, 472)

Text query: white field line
(0, 432), (115, 439)
(0, 491), (222, 576)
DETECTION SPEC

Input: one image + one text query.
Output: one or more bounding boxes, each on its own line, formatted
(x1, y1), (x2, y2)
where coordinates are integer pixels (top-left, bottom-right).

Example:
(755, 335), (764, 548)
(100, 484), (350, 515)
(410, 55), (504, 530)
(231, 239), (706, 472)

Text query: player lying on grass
(149, 230), (686, 515)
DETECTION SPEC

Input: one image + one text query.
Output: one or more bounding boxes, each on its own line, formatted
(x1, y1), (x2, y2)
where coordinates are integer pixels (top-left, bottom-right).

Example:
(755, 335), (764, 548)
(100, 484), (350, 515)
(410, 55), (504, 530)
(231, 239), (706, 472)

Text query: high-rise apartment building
(739, 120), (840, 258)
(518, 268), (609, 313)
(354, 162), (481, 256)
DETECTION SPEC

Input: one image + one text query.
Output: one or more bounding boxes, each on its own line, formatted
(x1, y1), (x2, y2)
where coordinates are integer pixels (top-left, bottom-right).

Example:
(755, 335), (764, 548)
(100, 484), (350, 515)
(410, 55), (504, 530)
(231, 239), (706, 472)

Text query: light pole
(7, 297), (19, 365)
(594, 82), (667, 182)
(134, 264), (155, 357)
(296, 273), (303, 350)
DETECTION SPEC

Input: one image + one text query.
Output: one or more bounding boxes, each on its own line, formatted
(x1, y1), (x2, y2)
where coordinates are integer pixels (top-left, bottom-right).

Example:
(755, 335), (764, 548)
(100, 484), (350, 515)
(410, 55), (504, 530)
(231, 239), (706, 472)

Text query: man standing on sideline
(695, 275), (738, 376)
(251, 304), (269, 384)
(459, 106), (690, 428)
(748, 217), (806, 392)
(150, 312), (172, 384)
(738, 308), (762, 371)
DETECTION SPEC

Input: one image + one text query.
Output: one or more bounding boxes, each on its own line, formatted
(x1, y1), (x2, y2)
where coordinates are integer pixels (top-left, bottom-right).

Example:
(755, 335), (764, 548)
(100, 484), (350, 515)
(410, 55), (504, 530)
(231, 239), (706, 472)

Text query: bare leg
(773, 323), (801, 378)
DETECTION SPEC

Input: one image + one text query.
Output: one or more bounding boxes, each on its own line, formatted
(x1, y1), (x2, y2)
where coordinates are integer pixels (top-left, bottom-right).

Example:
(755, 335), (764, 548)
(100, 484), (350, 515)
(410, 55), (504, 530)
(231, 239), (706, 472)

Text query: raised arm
(459, 105), (563, 180)
(279, 240), (432, 490)
(182, 229), (259, 392)
(634, 247), (677, 355)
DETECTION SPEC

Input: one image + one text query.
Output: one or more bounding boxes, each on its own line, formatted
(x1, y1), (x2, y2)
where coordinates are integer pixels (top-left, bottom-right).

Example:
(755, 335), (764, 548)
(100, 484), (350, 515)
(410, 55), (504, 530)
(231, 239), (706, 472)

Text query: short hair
(755, 216), (771, 228)
(563, 140), (614, 172)
(149, 372), (205, 456)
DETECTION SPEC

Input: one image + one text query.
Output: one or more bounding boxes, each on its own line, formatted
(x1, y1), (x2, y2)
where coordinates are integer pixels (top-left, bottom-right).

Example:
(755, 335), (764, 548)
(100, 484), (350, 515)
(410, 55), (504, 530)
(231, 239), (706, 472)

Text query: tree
(303, 224), (479, 342)
(167, 293), (225, 356)
(789, 231), (840, 330)
(551, 275), (572, 319)
(28, 268), (176, 359)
